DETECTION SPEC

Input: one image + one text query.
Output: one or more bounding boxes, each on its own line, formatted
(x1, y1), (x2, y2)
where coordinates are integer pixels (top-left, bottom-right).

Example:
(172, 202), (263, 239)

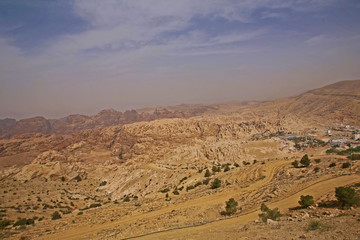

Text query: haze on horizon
(1, 0), (360, 120)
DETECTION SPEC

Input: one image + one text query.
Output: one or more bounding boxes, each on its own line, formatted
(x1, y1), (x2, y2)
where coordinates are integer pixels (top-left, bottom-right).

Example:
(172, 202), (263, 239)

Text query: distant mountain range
(1, 80), (359, 139)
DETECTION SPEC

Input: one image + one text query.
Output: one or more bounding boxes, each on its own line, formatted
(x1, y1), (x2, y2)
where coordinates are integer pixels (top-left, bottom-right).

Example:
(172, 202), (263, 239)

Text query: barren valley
(1, 80), (360, 240)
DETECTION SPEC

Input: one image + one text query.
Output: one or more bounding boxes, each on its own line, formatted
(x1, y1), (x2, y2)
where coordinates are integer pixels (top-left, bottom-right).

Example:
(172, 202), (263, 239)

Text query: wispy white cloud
(305, 34), (328, 46)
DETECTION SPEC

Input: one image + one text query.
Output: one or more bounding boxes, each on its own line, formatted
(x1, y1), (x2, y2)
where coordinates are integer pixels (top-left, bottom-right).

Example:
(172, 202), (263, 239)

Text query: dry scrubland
(0, 80), (360, 239)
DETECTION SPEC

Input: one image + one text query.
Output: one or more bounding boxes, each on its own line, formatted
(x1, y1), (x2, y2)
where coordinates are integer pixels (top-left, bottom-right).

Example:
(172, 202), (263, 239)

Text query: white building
(330, 138), (349, 146)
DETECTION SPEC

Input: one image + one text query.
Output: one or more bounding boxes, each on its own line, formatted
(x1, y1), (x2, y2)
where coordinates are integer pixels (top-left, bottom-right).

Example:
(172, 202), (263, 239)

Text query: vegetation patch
(211, 178), (221, 189)
(221, 198), (238, 216)
(335, 186), (360, 207)
(298, 195), (314, 208)
(51, 211), (61, 220)
(258, 203), (282, 222)
(326, 146), (360, 156)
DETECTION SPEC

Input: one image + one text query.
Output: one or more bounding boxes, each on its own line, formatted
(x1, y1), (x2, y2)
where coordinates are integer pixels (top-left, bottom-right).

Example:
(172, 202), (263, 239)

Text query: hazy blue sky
(1, 0), (360, 119)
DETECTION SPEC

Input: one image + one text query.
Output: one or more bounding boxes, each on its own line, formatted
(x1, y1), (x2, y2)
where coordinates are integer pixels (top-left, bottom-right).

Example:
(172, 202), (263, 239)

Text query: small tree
(224, 198), (238, 215)
(211, 178), (221, 189)
(0, 219), (11, 229)
(349, 154), (360, 160)
(212, 166), (220, 172)
(291, 160), (299, 168)
(258, 203), (282, 222)
(329, 162), (336, 168)
(298, 195), (314, 208)
(74, 175), (82, 182)
(204, 169), (211, 177)
(202, 178), (210, 185)
(300, 154), (311, 167)
(342, 162), (350, 169)
(51, 211), (61, 220)
(13, 218), (27, 226)
(335, 186), (360, 207)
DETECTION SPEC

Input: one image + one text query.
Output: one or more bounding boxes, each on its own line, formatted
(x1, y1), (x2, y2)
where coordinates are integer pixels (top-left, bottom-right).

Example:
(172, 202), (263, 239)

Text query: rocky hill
(0, 107), (192, 139)
(277, 80), (360, 125)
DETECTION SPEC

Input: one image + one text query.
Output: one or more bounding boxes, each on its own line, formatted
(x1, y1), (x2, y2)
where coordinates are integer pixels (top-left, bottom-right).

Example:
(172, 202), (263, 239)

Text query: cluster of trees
(220, 185), (359, 221)
(292, 154), (311, 168)
(298, 186), (359, 209)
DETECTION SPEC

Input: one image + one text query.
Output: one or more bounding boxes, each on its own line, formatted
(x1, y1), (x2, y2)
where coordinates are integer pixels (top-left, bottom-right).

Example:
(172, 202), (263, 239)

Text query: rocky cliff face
(0, 118), (16, 129)
(0, 117), (52, 139)
(0, 108), (197, 139)
(1, 113), (291, 197)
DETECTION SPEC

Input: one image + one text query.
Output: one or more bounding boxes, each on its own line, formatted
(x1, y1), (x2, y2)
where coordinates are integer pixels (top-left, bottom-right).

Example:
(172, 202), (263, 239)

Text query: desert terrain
(0, 80), (360, 240)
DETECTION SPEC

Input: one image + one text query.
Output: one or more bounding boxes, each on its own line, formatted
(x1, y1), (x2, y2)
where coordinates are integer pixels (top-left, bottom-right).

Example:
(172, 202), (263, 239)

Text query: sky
(0, 0), (360, 119)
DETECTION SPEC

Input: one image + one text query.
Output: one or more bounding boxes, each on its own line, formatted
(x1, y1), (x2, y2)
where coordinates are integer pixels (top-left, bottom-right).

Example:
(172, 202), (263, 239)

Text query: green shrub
(13, 218), (27, 226)
(123, 196), (130, 202)
(172, 189), (179, 195)
(194, 181), (202, 187)
(179, 177), (188, 183)
(74, 176), (82, 182)
(204, 169), (211, 177)
(258, 203), (282, 222)
(77, 211), (83, 215)
(326, 148), (339, 154)
(300, 154), (311, 167)
(202, 178), (210, 185)
(13, 218), (34, 226)
(349, 154), (360, 160)
(212, 166), (221, 172)
(315, 159), (321, 163)
(26, 219), (34, 225)
(342, 162), (351, 169)
(292, 160), (299, 168)
(335, 186), (360, 207)
(0, 219), (11, 229)
(211, 178), (221, 189)
(298, 195), (314, 208)
(51, 211), (61, 220)
(314, 167), (320, 173)
(224, 198), (238, 215)
(160, 188), (170, 193)
(99, 181), (107, 186)
(89, 203), (101, 208)
(224, 165), (230, 172)
(329, 162), (336, 168)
